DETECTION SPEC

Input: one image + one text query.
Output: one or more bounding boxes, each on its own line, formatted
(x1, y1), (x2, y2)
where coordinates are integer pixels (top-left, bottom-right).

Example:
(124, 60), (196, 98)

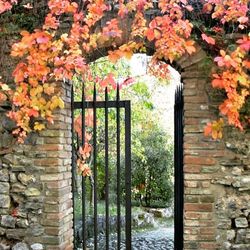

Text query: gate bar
(125, 101), (132, 250)
(116, 86), (121, 249)
(71, 85), (76, 249)
(93, 86), (98, 249)
(105, 88), (110, 250)
(81, 84), (86, 250)
(174, 84), (184, 250)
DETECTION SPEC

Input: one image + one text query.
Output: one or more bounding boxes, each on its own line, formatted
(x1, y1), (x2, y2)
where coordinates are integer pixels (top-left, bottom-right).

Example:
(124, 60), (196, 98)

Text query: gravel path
(84, 227), (174, 249)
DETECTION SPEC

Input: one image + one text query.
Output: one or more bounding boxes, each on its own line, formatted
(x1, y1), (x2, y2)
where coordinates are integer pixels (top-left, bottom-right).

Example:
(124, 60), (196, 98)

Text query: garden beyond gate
(71, 83), (184, 250)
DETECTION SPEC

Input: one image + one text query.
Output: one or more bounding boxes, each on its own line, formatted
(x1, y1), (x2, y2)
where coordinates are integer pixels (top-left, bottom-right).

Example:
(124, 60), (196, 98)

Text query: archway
(70, 46), (209, 249)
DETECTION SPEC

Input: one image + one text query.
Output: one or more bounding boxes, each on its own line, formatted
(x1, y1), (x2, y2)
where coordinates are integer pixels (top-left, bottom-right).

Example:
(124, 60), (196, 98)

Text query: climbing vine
(0, 0), (249, 171)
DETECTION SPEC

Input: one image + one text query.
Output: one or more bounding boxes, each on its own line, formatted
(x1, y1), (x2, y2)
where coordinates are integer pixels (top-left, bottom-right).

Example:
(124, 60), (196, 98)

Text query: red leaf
(201, 33), (215, 45)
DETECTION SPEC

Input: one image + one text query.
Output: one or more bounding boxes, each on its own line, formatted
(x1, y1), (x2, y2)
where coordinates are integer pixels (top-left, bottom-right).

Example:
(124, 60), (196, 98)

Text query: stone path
(84, 227), (174, 250)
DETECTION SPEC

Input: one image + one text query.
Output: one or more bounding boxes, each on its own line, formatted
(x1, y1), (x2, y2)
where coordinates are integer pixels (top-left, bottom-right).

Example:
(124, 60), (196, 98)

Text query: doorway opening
(71, 54), (184, 250)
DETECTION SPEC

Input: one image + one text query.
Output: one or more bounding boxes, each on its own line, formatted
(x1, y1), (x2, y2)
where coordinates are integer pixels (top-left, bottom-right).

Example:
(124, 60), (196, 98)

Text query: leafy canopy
(0, 0), (249, 144)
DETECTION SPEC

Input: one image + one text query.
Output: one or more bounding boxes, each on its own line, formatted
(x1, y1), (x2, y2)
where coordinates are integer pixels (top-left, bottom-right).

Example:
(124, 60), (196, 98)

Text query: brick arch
(68, 45), (219, 250)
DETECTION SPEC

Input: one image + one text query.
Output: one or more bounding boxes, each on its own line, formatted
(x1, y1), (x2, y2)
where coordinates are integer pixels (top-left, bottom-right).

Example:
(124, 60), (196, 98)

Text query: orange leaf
(201, 33), (215, 45)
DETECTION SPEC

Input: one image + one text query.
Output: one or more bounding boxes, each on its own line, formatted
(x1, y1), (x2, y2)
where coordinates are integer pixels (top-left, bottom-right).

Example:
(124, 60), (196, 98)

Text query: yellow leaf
(1, 84), (11, 91)
(58, 97), (64, 109)
(34, 122), (45, 131)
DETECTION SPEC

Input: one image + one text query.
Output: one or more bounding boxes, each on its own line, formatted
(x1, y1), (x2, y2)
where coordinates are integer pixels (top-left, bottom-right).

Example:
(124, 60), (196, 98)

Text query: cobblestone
(83, 227), (174, 250)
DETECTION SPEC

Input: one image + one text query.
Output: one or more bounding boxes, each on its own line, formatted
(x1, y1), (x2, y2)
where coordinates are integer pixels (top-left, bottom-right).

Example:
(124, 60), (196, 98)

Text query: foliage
(131, 123), (174, 207)
(0, 0), (248, 149)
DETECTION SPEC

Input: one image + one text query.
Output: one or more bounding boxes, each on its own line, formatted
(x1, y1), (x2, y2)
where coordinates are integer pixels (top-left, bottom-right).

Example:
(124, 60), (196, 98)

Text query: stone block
(12, 242), (29, 250)
(0, 243), (10, 250)
(223, 242), (232, 250)
(1, 215), (16, 228)
(11, 194), (25, 204)
(18, 173), (35, 185)
(235, 217), (248, 228)
(231, 244), (250, 250)
(227, 230), (236, 241)
(0, 226), (5, 235)
(31, 243), (44, 250)
(11, 182), (26, 193)
(0, 182), (9, 194)
(6, 228), (26, 240)
(0, 169), (9, 182)
(9, 173), (17, 183)
(236, 229), (247, 244)
(26, 223), (44, 236)
(24, 188), (41, 197)
(0, 194), (10, 208)
(16, 218), (29, 228)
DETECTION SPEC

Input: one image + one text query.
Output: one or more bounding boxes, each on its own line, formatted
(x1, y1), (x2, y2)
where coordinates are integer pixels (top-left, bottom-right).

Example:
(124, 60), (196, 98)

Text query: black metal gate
(71, 85), (131, 250)
(174, 84), (184, 250)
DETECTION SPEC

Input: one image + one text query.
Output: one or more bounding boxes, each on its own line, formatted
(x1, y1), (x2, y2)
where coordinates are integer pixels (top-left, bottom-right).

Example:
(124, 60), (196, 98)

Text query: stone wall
(0, 81), (73, 250)
(177, 47), (250, 250)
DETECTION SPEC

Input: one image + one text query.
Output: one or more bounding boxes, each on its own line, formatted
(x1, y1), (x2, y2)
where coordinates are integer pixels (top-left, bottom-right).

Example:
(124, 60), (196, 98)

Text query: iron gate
(174, 84), (184, 250)
(71, 85), (131, 250)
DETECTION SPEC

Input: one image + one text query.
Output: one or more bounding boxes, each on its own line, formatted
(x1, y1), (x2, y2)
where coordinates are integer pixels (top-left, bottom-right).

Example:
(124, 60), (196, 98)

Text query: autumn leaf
(185, 40), (196, 54)
(201, 33), (215, 45)
(34, 122), (45, 131)
(204, 119), (224, 140)
(237, 36), (250, 52)
(1, 83), (11, 91)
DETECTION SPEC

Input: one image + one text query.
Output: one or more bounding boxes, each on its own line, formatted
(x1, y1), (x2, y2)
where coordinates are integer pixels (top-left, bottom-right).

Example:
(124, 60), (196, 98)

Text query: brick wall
(177, 46), (250, 250)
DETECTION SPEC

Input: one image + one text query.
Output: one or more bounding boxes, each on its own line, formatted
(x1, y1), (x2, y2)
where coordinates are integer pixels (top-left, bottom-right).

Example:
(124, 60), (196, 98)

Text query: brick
(34, 158), (63, 166)
(185, 203), (213, 212)
(201, 181), (210, 188)
(184, 165), (201, 173)
(45, 166), (67, 173)
(63, 172), (72, 179)
(200, 195), (215, 203)
(40, 130), (64, 137)
(199, 212), (213, 220)
(200, 242), (217, 249)
(200, 220), (215, 227)
(185, 188), (212, 195)
(184, 234), (199, 241)
(42, 235), (63, 245)
(184, 95), (208, 104)
(184, 195), (199, 203)
(184, 227), (199, 235)
(184, 156), (216, 165)
(45, 137), (67, 144)
(184, 142), (217, 150)
(40, 174), (64, 181)
(47, 123), (68, 130)
(184, 241), (199, 249)
(45, 180), (69, 189)
(45, 227), (63, 236)
(181, 49), (207, 68)
(200, 227), (215, 235)
(184, 125), (203, 133)
(184, 181), (198, 188)
(38, 144), (64, 151)
(185, 110), (211, 118)
(185, 174), (213, 180)
(185, 118), (202, 125)
(45, 186), (71, 198)
(185, 212), (201, 219)
(183, 89), (197, 96)
(201, 166), (220, 173)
